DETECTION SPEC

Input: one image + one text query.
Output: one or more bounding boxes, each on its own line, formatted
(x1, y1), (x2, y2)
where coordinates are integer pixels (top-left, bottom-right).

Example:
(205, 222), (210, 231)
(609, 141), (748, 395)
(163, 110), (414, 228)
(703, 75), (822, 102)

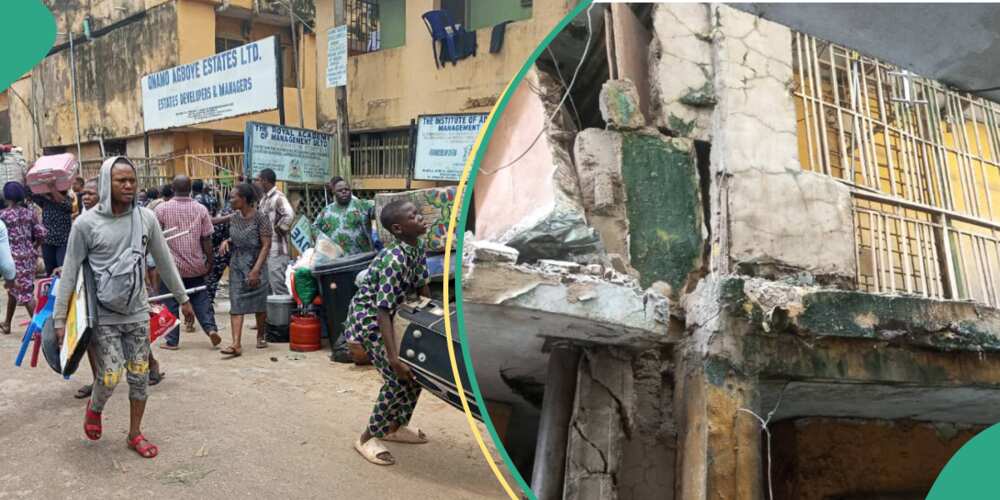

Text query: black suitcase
(396, 298), (483, 422)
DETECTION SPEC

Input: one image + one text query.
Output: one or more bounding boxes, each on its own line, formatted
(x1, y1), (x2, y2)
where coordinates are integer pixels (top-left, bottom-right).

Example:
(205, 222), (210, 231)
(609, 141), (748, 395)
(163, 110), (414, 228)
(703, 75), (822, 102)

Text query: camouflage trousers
(89, 321), (150, 413)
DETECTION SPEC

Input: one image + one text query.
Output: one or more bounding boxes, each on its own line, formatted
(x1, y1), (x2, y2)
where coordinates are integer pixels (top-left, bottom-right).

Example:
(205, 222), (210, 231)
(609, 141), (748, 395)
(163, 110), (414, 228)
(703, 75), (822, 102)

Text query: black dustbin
(312, 251), (377, 346)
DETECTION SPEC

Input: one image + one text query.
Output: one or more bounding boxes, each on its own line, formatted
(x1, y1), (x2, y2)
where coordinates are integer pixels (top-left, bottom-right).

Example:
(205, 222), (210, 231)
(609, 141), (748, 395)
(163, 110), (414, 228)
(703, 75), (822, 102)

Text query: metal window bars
(793, 32), (1000, 308)
(347, 0), (380, 55)
(349, 129), (411, 178)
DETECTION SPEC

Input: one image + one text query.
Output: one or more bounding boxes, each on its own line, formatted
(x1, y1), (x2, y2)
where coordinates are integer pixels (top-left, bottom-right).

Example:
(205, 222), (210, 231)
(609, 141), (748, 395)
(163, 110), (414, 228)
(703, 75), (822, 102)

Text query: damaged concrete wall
(648, 4), (857, 284)
(474, 68), (601, 263)
(573, 129), (629, 262)
(650, 3), (715, 141)
(573, 79), (706, 292)
(728, 276), (1000, 352)
(31, 2), (179, 147)
(563, 348), (675, 500)
(772, 418), (982, 500)
(621, 132), (703, 291)
(709, 5), (856, 284)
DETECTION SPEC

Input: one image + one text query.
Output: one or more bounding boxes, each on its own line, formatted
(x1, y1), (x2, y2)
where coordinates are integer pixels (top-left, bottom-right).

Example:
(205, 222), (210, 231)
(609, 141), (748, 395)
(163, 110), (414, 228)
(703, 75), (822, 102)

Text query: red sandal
(128, 434), (159, 459)
(84, 405), (102, 441)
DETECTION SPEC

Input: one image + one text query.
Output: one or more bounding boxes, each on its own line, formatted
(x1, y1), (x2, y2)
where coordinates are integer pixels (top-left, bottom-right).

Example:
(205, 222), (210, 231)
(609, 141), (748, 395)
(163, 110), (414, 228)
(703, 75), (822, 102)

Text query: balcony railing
(793, 32), (1000, 308)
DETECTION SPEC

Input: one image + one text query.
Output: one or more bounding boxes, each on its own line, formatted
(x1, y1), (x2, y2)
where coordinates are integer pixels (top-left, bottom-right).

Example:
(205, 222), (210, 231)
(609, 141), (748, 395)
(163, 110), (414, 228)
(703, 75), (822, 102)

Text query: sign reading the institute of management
(244, 122), (333, 185)
(325, 25), (348, 88)
(141, 36), (279, 131)
(413, 113), (487, 181)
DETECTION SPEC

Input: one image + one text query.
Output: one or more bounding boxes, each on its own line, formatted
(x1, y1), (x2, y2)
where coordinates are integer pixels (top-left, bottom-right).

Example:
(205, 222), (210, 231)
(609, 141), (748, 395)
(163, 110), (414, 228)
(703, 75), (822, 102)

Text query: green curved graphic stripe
(454, 1), (594, 498)
(0, 1), (55, 92)
(927, 423), (1000, 499)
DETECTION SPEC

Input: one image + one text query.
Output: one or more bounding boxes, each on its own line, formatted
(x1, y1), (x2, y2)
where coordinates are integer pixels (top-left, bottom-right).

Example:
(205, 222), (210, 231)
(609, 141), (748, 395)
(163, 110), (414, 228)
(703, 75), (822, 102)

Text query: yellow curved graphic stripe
(442, 76), (520, 499)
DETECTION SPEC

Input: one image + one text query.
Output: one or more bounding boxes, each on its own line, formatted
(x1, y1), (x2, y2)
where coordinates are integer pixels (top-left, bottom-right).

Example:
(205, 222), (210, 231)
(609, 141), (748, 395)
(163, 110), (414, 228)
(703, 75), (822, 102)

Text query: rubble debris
(607, 254), (630, 275)
(467, 239), (520, 264)
(567, 283), (598, 303)
(538, 259), (582, 274)
(599, 79), (646, 130)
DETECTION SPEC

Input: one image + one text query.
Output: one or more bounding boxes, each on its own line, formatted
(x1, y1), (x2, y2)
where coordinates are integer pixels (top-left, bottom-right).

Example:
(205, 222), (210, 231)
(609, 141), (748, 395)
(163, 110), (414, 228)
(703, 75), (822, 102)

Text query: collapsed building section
(462, 4), (1000, 499)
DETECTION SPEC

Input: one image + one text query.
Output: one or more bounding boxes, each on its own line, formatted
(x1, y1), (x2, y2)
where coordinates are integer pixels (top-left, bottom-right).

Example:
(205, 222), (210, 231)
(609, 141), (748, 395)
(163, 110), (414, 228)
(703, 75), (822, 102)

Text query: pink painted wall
(474, 70), (558, 241)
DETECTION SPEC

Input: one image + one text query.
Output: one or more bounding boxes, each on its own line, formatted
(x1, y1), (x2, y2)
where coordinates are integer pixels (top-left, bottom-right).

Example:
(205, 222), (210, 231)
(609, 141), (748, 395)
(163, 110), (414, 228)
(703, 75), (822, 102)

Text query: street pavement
(0, 297), (509, 499)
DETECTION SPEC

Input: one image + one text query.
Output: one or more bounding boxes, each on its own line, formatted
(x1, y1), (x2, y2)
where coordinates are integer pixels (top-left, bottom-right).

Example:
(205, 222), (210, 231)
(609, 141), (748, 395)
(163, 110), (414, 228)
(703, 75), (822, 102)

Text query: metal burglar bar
(347, 0), (380, 55)
(349, 129), (411, 178)
(793, 32), (1000, 308)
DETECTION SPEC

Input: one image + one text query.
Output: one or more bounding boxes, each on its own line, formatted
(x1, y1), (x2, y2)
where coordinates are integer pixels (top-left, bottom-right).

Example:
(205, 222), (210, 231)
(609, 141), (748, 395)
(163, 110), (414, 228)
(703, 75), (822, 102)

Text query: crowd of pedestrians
(0, 162), (435, 466)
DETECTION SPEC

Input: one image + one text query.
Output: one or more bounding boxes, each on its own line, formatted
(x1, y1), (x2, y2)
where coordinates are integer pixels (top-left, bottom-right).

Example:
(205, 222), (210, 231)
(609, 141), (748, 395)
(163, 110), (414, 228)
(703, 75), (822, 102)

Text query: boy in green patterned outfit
(348, 199), (431, 466)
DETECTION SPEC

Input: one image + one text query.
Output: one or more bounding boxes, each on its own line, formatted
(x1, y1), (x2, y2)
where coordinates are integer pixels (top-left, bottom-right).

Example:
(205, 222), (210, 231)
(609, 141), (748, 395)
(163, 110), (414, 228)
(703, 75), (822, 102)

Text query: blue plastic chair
(422, 10), (459, 68)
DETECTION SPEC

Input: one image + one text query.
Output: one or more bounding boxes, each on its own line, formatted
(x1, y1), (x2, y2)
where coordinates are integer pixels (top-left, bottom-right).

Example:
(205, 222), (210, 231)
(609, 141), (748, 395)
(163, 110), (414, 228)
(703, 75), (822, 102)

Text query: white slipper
(382, 426), (428, 444)
(354, 437), (394, 465)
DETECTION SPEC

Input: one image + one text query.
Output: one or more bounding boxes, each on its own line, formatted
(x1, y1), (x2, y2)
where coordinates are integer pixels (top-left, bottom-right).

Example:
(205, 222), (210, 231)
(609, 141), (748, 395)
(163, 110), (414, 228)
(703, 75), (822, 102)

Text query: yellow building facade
(5, 0), (315, 181)
(314, 0), (577, 190)
(4, 0), (577, 196)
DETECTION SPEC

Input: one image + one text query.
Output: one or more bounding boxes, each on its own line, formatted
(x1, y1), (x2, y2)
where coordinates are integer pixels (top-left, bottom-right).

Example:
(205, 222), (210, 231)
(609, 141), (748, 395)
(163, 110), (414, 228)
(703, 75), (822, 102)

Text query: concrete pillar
(531, 345), (581, 500)
(675, 356), (764, 500)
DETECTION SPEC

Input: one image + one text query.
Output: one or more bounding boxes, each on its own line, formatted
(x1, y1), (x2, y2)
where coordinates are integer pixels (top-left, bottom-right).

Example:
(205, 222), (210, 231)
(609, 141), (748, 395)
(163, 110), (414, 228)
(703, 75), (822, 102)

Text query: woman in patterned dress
(218, 183), (271, 357)
(0, 182), (47, 334)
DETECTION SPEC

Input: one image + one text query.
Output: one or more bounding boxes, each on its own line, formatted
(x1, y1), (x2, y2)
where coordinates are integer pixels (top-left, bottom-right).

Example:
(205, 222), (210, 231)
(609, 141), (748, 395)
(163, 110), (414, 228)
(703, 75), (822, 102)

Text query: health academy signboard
(141, 37), (279, 131)
(414, 113), (487, 181)
(244, 122), (333, 185)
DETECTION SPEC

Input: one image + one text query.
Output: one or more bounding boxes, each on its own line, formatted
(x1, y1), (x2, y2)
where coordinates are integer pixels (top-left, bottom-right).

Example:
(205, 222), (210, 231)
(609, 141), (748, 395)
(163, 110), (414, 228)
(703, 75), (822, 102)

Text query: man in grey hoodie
(54, 156), (193, 459)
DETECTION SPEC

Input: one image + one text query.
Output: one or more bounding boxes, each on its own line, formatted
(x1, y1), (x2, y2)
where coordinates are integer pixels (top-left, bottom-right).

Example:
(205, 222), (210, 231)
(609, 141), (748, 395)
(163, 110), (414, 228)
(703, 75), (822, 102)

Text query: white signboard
(326, 25), (347, 88)
(413, 113), (487, 181)
(141, 37), (279, 131)
(290, 215), (314, 254)
(244, 122), (333, 184)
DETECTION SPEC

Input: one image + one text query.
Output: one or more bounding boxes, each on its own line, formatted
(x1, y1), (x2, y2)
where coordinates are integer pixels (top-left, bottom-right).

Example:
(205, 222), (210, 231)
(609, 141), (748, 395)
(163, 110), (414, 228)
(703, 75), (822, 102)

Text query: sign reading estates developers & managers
(414, 113), (487, 181)
(141, 37), (279, 131)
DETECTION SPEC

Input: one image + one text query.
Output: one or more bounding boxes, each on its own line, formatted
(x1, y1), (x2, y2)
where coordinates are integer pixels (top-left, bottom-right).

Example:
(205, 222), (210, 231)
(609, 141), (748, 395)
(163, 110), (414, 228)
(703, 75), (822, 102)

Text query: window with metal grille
(792, 32), (1000, 308)
(346, 0), (406, 54)
(215, 38), (244, 53)
(349, 129), (411, 178)
(347, 0), (380, 54)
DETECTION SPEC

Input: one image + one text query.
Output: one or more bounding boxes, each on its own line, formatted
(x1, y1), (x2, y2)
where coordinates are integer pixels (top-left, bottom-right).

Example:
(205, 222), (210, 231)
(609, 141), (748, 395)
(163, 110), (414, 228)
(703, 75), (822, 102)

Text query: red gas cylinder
(289, 313), (321, 352)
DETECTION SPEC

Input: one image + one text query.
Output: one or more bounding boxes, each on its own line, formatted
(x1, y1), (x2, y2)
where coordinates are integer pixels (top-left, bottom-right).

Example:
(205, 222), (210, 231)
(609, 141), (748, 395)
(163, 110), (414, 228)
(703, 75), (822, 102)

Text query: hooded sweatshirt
(53, 157), (189, 329)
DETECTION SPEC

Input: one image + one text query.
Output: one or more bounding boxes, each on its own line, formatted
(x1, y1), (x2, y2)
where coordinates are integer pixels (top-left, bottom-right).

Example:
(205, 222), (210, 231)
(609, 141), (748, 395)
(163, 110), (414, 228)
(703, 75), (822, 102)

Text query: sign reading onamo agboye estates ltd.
(141, 37), (279, 131)
(413, 113), (487, 181)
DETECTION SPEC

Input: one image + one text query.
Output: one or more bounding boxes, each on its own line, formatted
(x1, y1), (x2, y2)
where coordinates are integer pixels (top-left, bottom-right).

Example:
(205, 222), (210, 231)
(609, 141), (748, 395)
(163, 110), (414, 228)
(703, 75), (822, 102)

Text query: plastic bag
(293, 248), (315, 270)
(294, 267), (318, 305)
(310, 232), (345, 271)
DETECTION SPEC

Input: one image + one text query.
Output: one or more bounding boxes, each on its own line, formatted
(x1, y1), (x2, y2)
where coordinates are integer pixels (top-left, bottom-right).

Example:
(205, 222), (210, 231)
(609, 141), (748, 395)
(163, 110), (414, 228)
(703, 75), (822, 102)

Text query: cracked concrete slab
(462, 261), (667, 341)
(710, 5), (856, 283)
(729, 277), (1000, 351)
(760, 381), (1000, 424)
